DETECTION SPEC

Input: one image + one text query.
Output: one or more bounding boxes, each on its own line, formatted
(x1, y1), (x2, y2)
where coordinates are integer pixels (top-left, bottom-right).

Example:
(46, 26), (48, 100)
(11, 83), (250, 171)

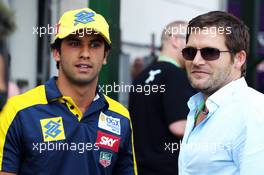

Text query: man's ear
(52, 49), (60, 62)
(171, 36), (178, 48)
(103, 51), (109, 65)
(234, 50), (246, 70)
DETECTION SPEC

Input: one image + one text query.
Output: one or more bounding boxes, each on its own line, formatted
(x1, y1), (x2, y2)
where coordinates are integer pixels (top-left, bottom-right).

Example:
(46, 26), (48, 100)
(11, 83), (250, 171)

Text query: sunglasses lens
(182, 47), (197, 60)
(201, 48), (220, 60)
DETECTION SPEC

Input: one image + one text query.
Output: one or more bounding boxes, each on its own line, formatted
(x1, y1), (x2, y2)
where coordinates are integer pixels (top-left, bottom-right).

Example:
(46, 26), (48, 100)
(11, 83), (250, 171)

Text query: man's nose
(80, 45), (90, 59)
(192, 51), (206, 65)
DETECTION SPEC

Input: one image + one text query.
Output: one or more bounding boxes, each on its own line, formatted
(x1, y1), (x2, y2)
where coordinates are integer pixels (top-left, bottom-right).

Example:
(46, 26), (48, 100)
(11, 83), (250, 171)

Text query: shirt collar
(45, 76), (62, 101)
(45, 76), (104, 103)
(158, 55), (181, 68)
(187, 92), (204, 111)
(208, 77), (248, 106)
(187, 77), (247, 112)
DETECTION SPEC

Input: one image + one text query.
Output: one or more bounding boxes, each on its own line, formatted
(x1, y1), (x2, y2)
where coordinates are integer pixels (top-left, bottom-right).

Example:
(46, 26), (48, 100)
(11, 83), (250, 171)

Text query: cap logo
(74, 10), (95, 26)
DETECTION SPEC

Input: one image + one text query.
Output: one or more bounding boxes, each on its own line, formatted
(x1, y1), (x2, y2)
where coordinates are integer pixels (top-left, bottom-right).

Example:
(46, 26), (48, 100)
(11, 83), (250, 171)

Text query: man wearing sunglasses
(179, 11), (264, 175)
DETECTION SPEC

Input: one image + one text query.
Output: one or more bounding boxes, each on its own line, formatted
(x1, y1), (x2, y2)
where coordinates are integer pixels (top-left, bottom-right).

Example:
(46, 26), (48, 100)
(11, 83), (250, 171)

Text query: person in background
(0, 53), (7, 111)
(131, 57), (144, 81)
(129, 21), (195, 175)
(0, 0), (16, 111)
(0, 51), (20, 99)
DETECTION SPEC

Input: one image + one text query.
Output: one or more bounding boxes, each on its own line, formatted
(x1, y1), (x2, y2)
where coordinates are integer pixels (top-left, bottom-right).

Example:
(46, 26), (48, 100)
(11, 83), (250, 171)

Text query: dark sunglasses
(182, 47), (233, 61)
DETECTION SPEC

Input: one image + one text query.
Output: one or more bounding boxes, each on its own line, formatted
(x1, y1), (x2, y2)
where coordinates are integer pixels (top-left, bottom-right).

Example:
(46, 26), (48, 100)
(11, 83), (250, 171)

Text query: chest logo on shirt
(96, 131), (121, 152)
(99, 151), (113, 168)
(145, 69), (161, 84)
(40, 117), (66, 142)
(98, 112), (121, 135)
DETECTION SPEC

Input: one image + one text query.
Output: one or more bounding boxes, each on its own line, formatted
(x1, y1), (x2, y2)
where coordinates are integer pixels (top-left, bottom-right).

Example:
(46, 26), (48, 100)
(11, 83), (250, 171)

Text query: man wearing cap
(0, 8), (137, 175)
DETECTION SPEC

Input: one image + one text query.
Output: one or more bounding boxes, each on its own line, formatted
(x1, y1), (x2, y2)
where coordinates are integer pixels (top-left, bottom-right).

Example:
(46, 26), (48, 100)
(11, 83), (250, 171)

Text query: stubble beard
(61, 65), (99, 87)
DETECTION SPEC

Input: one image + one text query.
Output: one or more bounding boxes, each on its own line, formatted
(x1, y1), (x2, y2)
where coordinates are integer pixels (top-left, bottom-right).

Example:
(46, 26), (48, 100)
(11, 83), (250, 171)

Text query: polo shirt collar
(45, 76), (62, 101)
(45, 76), (107, 104)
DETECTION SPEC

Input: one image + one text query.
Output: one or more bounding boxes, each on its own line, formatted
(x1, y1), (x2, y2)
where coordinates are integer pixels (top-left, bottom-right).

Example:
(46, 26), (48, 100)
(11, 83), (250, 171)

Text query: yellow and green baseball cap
(53, 8), (111, 44)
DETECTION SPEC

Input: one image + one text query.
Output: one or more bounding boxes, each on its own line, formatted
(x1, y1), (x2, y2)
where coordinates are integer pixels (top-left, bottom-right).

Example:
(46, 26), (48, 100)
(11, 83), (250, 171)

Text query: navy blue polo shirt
(0, 77), (137, 175)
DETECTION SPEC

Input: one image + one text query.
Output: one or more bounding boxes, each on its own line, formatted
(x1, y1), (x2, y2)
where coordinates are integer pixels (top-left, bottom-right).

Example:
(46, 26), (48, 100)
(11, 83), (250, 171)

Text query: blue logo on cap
(74, 10), (95, 26)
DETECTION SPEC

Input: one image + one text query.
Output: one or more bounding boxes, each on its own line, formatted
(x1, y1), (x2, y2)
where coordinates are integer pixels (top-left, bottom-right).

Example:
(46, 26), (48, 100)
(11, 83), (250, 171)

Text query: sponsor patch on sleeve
(98, 112), (121, 135)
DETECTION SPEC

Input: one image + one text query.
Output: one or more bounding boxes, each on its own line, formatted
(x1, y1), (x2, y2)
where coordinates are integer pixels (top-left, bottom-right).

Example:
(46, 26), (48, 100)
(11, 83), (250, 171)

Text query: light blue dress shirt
(179, 78), (264, 175)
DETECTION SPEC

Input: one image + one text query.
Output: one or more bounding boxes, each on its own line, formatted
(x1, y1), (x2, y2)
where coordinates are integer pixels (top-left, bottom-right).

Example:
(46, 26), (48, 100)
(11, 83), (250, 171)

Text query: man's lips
(75, 64), (93, 72)
(75, 64), (93, 68)
(191, 70), (209, 74)
(191, 70), (210, 77)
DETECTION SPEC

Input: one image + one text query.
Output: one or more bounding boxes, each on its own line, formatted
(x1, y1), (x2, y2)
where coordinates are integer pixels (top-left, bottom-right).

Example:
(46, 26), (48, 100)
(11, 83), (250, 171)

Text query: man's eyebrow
(89, 38), (104, 43)
(64, 36), (104, 43)
(64, 36), (80, 41)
